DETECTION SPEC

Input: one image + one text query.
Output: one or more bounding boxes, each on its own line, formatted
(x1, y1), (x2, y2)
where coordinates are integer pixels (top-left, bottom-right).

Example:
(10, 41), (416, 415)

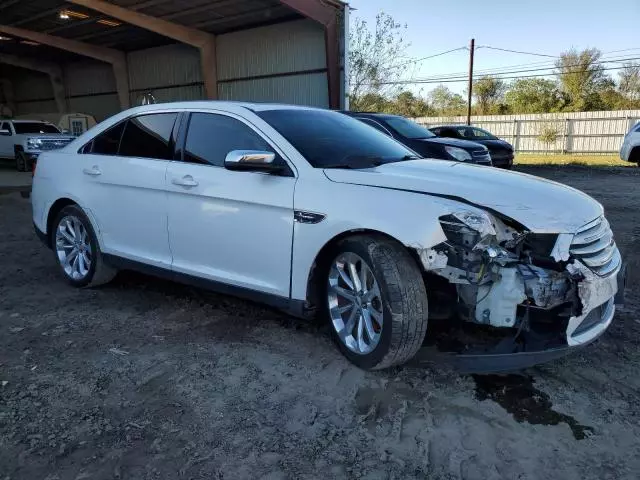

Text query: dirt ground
(1, 166), (639, 480)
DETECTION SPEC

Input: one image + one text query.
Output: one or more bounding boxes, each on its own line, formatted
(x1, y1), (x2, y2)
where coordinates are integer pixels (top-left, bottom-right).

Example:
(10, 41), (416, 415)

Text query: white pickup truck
(0, 119), (76, 171)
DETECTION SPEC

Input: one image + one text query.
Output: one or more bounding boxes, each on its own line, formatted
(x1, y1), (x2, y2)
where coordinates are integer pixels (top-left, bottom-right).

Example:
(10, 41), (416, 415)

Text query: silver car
(620, 122), (640, 164)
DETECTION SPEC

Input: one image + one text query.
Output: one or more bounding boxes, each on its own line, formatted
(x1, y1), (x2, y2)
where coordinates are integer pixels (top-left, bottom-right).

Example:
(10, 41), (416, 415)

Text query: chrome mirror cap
(224, 150), (279, 172)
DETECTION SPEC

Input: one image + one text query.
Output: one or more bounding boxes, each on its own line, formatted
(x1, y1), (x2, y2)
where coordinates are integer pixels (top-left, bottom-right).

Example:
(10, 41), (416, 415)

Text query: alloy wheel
(327, 252), (384, 355)
(55, 215), (92, 281)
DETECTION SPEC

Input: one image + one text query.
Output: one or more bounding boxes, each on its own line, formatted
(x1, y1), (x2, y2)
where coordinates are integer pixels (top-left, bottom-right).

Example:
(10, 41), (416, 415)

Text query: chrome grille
(471, 150), (492, 165)
(39, 138), (73, 151)
(570, 217), (620, 277)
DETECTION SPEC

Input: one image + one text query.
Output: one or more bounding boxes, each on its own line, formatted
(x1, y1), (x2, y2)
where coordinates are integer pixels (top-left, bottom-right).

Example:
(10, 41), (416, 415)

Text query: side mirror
(61, 129), (70, 134)
(0, 129), (11, 136)
(224, 150), (281, 173)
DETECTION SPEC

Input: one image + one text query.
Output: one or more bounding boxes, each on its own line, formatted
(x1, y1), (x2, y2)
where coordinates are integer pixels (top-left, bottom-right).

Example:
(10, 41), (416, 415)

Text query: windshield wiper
(323, 156), (385, 169)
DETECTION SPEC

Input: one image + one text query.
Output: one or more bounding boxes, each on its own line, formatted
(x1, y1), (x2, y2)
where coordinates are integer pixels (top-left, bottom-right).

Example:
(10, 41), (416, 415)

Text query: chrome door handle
(172, 175), (198, 187)
(82, 166), (101, 176)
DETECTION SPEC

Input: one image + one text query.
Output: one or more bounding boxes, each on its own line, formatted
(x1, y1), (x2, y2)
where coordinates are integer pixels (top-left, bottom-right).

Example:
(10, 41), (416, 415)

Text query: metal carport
(0, 0), (347, 121)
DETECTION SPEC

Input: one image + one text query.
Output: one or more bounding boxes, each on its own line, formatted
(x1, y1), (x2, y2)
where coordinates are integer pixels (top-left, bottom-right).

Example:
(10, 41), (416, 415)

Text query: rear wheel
(52, 205), (117, 288)
(323, 235), (428, 370)
(630, 147), (640, 165)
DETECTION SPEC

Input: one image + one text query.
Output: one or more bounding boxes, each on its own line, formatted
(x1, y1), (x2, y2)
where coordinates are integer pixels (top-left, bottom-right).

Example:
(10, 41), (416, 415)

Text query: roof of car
(116, 101), (325, 116)
(341, 111), (402, 119)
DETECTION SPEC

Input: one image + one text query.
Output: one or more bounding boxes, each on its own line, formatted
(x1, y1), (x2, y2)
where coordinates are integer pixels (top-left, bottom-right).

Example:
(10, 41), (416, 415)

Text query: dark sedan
(430, 125), (514, 169)
(342, 112), (492, 166)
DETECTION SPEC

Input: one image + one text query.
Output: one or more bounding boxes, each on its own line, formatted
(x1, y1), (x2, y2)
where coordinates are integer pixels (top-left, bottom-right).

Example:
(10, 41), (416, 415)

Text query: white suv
(620, 121), (640, 164)
(32, 102), (623, 370)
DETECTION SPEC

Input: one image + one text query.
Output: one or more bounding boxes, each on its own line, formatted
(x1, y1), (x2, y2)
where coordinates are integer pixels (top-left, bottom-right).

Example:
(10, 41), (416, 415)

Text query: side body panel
(290, 170), (461, 301)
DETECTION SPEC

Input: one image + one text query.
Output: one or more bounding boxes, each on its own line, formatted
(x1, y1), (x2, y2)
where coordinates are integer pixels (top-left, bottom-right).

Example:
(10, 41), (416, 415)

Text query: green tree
(555, 48), (611, 111)
(472, 76), (507, 114)
(387, 91), (435, 117)
(428, 84), (467, 115)
(348, 12), (411, 109)
(504, 78), (564, 113)
(618, 62), (640, 103)
(350, 92), (390, 112)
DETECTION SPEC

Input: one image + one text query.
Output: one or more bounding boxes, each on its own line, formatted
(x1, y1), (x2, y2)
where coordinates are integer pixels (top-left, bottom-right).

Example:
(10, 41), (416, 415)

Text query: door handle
(82, 166), (101, 176)
(172, 175), (198, 187)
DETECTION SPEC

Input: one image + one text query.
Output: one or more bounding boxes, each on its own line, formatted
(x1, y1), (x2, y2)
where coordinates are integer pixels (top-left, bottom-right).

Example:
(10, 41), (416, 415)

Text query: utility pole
(466, 38), (475, 126)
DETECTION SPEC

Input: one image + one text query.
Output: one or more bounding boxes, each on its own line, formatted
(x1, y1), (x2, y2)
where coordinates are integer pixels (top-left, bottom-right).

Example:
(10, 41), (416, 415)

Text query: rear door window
(183, 113), (273, 167)
(87, 121), (126, 155)
(119, 113), (178, 160)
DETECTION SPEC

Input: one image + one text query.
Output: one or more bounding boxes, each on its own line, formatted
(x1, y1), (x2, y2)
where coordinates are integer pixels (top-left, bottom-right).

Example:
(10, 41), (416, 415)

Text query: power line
(428, 48), (640, 80)
(394, 55), (640, 85)
(368, 64), (633, 86)
(389, 46), (468, 69)
(476, 45), (558, 58)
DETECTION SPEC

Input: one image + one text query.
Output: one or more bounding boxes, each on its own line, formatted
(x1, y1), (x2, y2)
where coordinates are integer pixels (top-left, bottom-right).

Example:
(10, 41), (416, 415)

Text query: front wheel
(52, 205), (117, 288)
(324, 235), (428, 370)
(15, 151), (27, 172)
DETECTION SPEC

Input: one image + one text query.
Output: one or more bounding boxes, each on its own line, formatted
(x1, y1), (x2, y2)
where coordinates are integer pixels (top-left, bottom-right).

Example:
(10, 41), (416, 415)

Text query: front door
(78, 113), (178, 267)
(166, 112), (296, 298)
(0, 121), (14, 158)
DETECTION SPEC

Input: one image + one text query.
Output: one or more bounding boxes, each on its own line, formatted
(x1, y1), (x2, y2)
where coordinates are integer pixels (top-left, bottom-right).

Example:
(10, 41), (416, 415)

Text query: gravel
(1, 166), (639, 479)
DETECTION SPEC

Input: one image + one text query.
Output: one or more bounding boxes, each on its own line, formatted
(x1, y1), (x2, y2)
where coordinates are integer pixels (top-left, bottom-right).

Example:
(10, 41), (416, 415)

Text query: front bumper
(413, 261), (626, 374)
(489, 153), (514, 168)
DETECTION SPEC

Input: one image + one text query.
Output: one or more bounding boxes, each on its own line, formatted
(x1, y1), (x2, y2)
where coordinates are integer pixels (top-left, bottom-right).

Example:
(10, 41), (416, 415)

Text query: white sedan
(32, 102), (623, 370)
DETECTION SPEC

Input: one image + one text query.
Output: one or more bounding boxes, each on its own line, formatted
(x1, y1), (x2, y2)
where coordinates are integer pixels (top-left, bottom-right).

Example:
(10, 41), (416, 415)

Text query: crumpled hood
(324, 160), (603, 233)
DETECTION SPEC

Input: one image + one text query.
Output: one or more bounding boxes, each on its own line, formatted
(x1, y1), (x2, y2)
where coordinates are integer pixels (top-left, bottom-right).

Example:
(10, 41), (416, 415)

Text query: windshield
(467, 127), (498, 140)
(256, 109), (418, 168)
(384, 116), (435, 139)
(13, 122), (60, 134)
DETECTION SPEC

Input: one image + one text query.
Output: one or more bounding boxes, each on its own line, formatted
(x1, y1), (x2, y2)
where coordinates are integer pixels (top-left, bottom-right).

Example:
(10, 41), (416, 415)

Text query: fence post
(564, 118), (573, 154)
(513, 119), (521, 152)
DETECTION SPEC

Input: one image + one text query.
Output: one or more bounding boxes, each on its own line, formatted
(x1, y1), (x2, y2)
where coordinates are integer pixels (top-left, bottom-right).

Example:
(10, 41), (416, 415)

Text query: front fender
(290, 176), (477, 301)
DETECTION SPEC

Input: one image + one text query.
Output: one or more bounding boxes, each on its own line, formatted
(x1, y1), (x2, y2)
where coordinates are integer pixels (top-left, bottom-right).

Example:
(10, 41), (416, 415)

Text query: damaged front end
(416, 209), (624, 370)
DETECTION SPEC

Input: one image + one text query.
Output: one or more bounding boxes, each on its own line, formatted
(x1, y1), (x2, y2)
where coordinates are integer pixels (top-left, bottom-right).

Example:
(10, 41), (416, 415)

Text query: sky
(347, 0), (639, 96)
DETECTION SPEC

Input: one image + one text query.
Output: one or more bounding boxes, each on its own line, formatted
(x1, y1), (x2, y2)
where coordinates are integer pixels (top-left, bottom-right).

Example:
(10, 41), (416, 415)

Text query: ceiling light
(61, 9), (89, 19)
(20, 40), (40, 46)
(59, 11), (70, 20)
(97, 19), (122, 27)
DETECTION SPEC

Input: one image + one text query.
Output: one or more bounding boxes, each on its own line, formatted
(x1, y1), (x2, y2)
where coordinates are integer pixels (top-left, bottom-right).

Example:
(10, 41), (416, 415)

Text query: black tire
(52, 204), (117, 288)
(322, 234), (429, 370)
(15, 151), (27, 172)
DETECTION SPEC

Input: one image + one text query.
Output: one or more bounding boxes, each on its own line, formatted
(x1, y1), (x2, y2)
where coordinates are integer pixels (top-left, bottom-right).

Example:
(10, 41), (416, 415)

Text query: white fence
(414, 110), (640, 154)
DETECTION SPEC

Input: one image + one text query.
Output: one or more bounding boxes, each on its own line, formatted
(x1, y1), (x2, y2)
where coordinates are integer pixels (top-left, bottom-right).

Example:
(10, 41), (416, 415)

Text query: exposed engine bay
(417, 210), (621, 347)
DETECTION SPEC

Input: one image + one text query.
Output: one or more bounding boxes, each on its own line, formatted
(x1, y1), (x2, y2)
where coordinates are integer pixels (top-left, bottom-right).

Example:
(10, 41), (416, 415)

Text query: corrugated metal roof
(0, 0), (304, 56)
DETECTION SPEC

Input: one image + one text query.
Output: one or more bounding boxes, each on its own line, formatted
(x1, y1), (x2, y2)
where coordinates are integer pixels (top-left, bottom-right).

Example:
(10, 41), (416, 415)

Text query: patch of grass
(515, 154), (632, 167)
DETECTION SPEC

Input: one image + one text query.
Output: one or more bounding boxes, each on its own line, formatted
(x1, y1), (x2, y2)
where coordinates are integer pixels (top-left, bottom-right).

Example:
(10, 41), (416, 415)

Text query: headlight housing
(444, 146), (472, 162)
(26, 138), (43, 150)
(440, 210), (496, 245)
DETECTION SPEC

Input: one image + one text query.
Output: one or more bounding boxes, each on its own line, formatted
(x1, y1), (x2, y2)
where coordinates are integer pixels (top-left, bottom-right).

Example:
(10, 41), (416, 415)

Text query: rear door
(78, 112), (178, 267)
(165, 111), (296, 297)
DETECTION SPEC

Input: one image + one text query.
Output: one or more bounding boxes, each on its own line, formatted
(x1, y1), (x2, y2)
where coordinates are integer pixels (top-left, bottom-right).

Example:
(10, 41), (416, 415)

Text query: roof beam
(0, 53), (67, 113)
(46, 0), (176, 34)
(0, 0), (21, 12)
(0, 25), (130, 110)
(67, 0), (217, 98)
(280, 0), (341, 109)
